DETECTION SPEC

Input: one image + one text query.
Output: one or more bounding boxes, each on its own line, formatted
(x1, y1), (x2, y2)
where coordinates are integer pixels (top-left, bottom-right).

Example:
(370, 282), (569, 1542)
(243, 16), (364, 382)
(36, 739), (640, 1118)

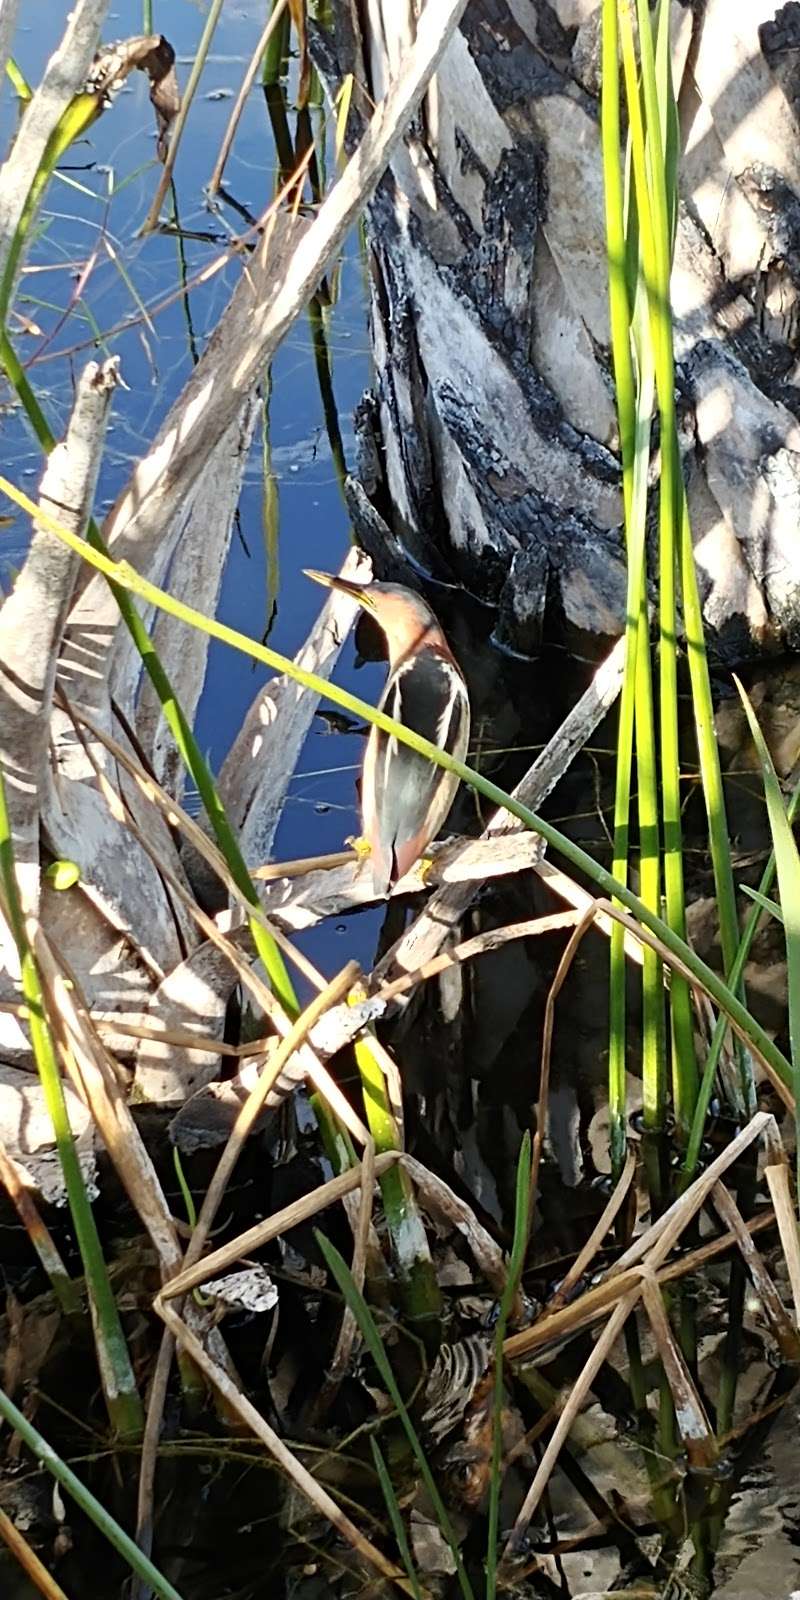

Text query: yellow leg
(345, 833), (373, 864)
(417, 853), (436, 884)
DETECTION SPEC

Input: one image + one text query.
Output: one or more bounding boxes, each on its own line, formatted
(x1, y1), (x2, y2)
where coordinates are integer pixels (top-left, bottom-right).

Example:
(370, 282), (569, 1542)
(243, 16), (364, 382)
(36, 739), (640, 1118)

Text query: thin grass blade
(369, 1437), (425, 1600)
(735, 679), (800, 1185)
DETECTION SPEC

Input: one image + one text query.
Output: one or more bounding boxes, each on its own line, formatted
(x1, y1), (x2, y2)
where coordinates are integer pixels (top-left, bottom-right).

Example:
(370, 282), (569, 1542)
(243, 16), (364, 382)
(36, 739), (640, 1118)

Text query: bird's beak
(303, 569), (375, 609)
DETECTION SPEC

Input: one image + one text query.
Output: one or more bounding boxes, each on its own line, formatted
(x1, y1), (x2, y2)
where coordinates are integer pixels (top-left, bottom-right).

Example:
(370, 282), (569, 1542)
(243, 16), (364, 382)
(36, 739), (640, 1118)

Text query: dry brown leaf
(87, 34), (179, 159)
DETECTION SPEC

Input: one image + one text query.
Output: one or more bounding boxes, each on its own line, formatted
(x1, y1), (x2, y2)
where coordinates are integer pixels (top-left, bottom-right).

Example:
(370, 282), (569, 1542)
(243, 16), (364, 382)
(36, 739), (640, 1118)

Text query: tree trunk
(324, 0), (800, 661)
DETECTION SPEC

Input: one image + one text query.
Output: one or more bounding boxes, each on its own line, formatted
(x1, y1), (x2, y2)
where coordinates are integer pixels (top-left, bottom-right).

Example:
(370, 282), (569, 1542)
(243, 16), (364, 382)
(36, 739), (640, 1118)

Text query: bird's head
(304, 570), (446, 669)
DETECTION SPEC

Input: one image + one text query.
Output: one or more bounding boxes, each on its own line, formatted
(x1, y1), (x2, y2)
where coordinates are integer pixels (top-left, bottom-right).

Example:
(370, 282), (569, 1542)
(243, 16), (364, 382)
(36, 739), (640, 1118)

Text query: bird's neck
(388, 621), (450, 672)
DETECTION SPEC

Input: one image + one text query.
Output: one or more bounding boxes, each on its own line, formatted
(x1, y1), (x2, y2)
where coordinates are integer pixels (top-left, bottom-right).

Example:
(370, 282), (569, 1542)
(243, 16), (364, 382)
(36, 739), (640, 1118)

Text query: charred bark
(323, 0), (800, 661)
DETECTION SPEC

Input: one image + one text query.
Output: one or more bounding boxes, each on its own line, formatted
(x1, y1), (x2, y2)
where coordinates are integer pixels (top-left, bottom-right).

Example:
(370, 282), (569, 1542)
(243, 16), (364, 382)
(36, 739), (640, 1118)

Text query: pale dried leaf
(200, 1266), (278, 1315)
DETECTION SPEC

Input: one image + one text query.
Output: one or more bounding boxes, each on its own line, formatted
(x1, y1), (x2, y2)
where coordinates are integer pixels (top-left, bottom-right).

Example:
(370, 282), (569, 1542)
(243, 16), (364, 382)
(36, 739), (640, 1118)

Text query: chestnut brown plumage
(304, 571), (471, 893)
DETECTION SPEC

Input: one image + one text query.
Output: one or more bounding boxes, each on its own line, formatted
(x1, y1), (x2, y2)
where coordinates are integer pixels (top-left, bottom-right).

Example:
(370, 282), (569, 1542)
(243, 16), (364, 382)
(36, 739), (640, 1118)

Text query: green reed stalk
(601, 0), (664, 1169)
(625, 122), (665, 1150)
(619, 0), (696, 1133)
(655, 3), (751, 1118)
(0, 775), (143, 1439)
(635, 592), (665, 1130)
(352, 1028), (441, 1324)
(634, 0), (671, 1141)
(263, 0), (291, 87)
(639, 0), (749, 1129)
(631, 2), (702, 1396)
(602, 0), (637, 1174)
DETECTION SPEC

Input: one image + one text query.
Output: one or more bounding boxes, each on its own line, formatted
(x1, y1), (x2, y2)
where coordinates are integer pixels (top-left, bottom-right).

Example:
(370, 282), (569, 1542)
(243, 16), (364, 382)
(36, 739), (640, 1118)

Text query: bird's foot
(346, 975), (368, 1006)
(417, 853), (437, 884)
(345, 833), (373, 865)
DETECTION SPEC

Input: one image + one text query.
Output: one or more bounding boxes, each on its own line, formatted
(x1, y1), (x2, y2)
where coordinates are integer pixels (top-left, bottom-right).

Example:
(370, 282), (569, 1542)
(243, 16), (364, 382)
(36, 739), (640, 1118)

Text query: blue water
(1, 0), (386, 969)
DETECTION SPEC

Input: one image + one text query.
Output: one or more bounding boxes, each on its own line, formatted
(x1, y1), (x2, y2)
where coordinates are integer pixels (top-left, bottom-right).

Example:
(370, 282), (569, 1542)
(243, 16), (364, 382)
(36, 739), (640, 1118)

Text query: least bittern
(305, 571), (471, 893)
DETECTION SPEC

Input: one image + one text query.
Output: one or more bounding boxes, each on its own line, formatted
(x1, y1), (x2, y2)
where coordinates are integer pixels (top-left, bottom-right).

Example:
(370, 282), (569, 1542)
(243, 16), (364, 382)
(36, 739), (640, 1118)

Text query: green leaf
(44, 860), (80, 891)
(740, 884), (784, 925)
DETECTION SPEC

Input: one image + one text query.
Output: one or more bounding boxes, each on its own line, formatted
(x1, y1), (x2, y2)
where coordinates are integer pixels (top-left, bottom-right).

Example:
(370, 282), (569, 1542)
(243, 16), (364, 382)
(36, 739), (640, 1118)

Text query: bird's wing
(371, 650), (469, 881)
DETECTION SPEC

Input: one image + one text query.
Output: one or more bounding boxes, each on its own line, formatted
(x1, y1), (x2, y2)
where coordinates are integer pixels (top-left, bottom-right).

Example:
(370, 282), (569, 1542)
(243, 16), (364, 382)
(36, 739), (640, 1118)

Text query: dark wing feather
(372, 651), (468, 881)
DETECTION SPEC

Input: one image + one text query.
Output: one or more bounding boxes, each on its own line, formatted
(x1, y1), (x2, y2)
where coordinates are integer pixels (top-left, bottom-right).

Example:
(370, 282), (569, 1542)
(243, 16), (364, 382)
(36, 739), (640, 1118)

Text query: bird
(304, 570), (471, 894)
